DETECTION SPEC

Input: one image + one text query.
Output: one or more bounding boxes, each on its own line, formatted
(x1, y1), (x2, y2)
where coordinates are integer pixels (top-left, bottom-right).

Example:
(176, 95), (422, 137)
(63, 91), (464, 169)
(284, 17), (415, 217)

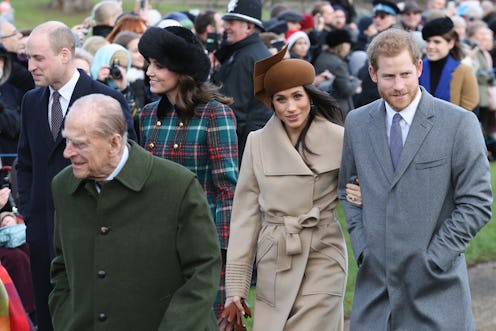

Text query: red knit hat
(300, 13), (314, 30)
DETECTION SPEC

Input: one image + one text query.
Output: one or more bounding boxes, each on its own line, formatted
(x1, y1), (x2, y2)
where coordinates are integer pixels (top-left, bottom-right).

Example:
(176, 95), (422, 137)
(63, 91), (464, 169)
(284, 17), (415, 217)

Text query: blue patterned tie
(51, 91), (63, 140)
(390, 113), (403, 170)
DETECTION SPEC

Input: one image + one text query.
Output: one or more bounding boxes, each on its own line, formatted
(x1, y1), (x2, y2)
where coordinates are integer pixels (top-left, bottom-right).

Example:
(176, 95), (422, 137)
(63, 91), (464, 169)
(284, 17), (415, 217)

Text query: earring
(310, 102), (317, 115)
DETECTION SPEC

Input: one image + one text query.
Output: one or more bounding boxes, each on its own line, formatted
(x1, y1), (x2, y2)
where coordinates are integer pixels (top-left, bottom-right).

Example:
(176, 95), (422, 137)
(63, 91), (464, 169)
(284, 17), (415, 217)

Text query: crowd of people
(0, 0), (492, 330)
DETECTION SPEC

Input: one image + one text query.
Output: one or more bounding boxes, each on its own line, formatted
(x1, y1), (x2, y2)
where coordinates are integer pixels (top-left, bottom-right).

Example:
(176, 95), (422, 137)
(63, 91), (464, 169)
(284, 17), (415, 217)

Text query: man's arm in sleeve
(428, 112), (493, 271)
(338, 119), (366, 264)
(159, 177), (221, 330)
(16, 96), (33, 219)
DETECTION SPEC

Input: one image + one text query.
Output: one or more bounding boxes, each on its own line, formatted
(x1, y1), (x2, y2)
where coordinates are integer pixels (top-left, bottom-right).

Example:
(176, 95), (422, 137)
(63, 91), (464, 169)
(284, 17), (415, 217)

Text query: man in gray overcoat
(338, 28), (492, 330)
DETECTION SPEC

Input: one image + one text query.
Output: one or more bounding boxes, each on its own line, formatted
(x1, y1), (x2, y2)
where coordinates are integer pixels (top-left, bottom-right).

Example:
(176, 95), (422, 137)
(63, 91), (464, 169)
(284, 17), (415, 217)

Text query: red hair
(106, 15), (147, 43)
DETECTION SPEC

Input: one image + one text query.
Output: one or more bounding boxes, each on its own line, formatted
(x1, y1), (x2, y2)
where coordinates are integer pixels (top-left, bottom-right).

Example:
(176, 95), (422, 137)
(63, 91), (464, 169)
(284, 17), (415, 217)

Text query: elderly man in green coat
(49, 93), (221, 331)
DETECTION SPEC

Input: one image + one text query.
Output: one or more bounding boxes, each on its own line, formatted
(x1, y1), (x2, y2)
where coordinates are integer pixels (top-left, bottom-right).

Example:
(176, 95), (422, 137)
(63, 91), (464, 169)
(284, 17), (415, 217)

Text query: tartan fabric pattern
(140, 99), (238, 249)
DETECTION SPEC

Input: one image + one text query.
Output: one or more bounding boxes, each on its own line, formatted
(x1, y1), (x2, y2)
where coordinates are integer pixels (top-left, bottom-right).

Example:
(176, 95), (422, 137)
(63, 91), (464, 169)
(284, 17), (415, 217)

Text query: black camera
(109, 60), (122, 80)
(205, 32), (221, 53)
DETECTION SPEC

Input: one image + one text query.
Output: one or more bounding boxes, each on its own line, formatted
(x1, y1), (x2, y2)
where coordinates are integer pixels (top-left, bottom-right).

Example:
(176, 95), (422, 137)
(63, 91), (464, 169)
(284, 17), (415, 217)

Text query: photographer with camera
(194, 9), (224, 71)
(90, 43), (137, 116)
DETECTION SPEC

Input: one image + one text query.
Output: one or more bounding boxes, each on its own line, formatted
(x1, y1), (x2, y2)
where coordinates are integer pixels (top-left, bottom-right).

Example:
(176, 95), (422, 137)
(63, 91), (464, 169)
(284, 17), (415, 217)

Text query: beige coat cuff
(226, 263), (253, 299)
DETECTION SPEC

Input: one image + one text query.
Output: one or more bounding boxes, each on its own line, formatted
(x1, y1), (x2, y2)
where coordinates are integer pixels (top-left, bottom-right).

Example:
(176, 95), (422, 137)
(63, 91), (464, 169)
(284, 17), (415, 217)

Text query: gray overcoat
(338, 87), (492, 330)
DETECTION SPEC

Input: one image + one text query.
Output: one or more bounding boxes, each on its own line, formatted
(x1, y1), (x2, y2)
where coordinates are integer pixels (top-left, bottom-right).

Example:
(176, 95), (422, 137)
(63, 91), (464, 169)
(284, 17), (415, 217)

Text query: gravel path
(344, 260), (496, 331)
(469, 260), (496, 331)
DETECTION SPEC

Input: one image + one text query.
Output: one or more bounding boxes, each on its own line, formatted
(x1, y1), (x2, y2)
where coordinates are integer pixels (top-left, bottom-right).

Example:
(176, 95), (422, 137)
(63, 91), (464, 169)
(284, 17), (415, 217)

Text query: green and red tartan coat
(140, 98), (238, 249)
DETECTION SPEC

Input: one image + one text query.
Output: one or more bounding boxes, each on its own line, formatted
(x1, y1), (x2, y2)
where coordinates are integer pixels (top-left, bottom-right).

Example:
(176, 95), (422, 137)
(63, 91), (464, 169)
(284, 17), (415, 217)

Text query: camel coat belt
(262, 208), (333, 272)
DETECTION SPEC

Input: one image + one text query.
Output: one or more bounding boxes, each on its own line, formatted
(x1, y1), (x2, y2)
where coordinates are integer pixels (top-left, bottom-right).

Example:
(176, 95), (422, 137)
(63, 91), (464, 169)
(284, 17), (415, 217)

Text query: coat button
(98, 313), (107, 321)
(100, 226), (110, 235)
(179, 122), (184, 127)
(156, 121), (162, 127)
(97, 270), (106, 278)
(173, 143), (179, 149)
(148, 142), (155, 149)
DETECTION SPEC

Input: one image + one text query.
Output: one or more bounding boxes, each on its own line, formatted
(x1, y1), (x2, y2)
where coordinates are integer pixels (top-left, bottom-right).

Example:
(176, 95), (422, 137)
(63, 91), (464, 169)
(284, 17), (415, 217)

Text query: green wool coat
(49, 140), (221, 331)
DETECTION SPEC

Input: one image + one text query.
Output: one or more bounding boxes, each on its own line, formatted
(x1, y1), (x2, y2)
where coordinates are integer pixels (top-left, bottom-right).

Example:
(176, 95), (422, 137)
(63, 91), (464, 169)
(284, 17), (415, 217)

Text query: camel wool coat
(226, 115), (347, 331)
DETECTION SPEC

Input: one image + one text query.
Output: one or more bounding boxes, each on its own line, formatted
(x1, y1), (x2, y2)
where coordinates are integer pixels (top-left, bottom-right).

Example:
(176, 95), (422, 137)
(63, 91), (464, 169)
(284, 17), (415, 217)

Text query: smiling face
(369, 49), (422, 111)
(425, 35), (454, 61)
(272, 86), (311, 142)
(223, 19), (252, 44)
(145, 58), (180, 101)
(62, 109), (120, 181)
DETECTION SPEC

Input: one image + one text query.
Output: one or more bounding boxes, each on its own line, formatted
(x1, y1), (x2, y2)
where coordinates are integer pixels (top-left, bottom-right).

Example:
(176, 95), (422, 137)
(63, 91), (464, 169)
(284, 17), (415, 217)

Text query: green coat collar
(67, 140), (153, 194)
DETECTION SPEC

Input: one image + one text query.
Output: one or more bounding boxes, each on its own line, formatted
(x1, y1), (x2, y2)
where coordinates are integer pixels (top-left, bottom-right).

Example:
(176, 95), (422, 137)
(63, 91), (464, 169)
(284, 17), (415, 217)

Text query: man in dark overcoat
(16, 21), (136, 331)
(50, 94), (221, 330)
(211, 0), (272, 162)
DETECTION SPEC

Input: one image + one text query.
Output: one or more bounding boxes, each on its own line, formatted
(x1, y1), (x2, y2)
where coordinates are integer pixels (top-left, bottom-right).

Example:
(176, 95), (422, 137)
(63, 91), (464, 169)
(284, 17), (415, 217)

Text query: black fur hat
(138, 26), (210, 83)
(422, 17), (454, 41)
(326, 29), (351, 48)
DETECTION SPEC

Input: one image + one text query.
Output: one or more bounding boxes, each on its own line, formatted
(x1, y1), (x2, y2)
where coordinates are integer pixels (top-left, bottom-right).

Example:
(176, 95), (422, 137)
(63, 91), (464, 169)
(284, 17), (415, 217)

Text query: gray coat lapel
(367, 101), (394, 183)
(391, 89), (435, 187)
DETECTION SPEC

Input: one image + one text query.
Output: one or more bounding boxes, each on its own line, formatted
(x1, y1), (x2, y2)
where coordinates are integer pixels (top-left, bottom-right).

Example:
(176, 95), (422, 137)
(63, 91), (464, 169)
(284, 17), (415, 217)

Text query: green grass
(13, 0), (201, 30)
(465, 162), (496, 264)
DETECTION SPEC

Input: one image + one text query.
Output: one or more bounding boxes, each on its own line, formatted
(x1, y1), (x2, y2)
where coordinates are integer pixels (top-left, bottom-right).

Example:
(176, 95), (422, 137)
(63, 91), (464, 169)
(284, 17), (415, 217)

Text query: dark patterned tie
(390, 113), (403, 170)
(51, 91), (63, 140)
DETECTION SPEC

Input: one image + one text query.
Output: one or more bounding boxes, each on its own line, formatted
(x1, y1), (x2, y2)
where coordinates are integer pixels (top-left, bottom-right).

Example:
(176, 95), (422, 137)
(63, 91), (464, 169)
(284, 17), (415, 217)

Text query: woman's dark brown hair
(293, 84), (343, 166)
(173, 75), (233, 124)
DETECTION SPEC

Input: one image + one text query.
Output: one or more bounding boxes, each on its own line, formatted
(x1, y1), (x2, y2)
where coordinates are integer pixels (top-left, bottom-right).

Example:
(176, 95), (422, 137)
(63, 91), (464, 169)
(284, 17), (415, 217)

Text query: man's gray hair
(70, 94), (127, 141)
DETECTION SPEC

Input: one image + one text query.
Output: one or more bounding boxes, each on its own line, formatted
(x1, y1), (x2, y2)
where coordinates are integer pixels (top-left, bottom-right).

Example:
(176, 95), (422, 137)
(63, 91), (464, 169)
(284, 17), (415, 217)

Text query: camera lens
(110, 64), (122, 80)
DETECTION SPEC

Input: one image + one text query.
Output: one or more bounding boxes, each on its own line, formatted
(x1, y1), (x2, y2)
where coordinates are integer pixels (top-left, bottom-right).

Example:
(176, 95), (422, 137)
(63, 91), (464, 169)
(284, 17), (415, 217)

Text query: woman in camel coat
(223, 47), (348, 331)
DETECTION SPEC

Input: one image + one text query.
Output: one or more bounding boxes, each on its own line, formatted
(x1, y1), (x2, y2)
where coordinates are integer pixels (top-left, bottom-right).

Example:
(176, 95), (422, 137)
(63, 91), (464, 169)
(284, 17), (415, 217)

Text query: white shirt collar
(49, 69), (80, 102)
(385, 87), (421, 126)
(106, 144), (129, 181)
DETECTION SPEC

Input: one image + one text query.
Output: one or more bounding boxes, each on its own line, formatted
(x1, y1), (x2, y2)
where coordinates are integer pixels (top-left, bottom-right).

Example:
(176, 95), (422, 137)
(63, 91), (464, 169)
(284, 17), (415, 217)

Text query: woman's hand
(97, 66), (111, 82)
(224, 296), (246, 316)
(346, 180), (362, 206)
(219, 296), (249, 331)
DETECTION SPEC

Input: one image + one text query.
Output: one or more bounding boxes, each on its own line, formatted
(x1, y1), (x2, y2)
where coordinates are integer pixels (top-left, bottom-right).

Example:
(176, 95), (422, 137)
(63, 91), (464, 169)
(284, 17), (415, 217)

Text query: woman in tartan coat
(138, 26), (238, 317)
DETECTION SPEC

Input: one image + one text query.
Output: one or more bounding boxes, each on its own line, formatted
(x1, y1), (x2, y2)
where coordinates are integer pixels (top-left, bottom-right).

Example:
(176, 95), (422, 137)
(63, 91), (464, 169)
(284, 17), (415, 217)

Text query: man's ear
(369, 65), (378, 83)
(60, 47), (72, 64)
(109, 134), (123, 155)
